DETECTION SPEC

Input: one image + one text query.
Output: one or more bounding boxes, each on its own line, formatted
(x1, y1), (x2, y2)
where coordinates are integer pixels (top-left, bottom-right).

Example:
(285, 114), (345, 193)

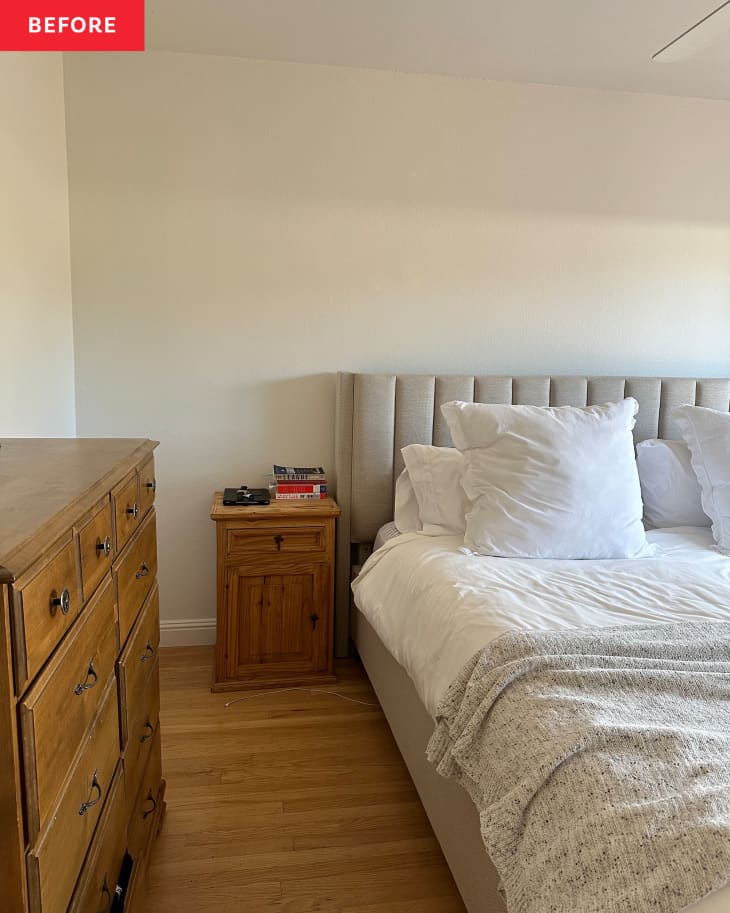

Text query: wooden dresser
(0, 439), (165, 913)
(211, 494), (340, 691)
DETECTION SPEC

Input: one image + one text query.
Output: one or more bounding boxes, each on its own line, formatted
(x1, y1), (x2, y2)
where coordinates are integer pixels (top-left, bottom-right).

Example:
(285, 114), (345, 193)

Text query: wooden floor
(144, 647), (466, 913)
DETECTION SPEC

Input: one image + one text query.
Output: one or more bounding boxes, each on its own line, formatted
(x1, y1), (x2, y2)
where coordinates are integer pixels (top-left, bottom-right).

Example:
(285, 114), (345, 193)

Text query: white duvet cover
(352, 527), (730, 913)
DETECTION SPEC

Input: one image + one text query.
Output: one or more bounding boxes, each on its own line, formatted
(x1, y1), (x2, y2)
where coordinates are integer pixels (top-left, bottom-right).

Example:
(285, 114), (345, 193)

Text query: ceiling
(146, 0), (730, 101)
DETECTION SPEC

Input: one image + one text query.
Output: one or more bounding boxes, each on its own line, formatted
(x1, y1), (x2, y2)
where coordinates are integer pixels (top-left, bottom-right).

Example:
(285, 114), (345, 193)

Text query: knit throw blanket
(426, 622), (730, 913)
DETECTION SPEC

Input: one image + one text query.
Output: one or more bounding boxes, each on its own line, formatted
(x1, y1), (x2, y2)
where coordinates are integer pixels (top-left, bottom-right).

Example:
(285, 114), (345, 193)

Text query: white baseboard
(160, 617), (216, 647)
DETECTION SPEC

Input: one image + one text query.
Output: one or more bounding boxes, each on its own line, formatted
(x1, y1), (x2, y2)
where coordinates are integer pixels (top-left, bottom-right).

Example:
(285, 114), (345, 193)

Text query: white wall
(63, 51), (730, 640)
(1, 54), (75, 436)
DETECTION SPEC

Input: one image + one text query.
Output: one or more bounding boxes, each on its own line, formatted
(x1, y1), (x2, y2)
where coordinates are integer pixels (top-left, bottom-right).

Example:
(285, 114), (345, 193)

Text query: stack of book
(273, 465), (328, 500)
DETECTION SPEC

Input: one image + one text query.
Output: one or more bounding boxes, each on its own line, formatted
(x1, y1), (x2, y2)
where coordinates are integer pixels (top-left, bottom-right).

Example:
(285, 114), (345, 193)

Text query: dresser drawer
(79, 499), (114, 600)
(118, 585), (159, 747)
(115, 510), (157, 647)
(26, 679), (120, 913)
(138, 455), (156, 516)
(113, 471), (141, 552)
(226, 523), (326, 559)
(20, 577), (117, 840)
(67, 763), (127, 913)
(127, 727), (162, 862)
(124, 661), (160, 809)
(13, 535), (81, 688)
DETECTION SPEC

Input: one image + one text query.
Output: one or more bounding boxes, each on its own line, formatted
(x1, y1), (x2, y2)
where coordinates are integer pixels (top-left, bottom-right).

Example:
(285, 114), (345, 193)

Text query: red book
(275, 482), (327, 494)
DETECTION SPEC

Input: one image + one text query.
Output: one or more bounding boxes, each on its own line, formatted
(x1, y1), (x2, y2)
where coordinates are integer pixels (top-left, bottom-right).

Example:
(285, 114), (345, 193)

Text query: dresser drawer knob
(146, 478), (157, 493)
(51, 587), (71, 616)
(74, 660), (98, 695)
(96, 535), (112, 558)
(142, 790), (157, 820)
(141, 719), (155, 743)
(126, 503), (139, 519)
(79, 770), (103, 816)
(140, 641), (155, 663)
(274, 534), (284, 551)
(135, 561), (150, 579)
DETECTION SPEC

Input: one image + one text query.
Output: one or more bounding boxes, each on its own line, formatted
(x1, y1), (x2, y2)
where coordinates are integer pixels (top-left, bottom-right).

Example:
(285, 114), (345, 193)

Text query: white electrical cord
(224, 686), (379, 709)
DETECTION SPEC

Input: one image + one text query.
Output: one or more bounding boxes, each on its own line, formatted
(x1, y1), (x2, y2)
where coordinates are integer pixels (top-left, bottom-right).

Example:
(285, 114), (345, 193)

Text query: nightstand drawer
(20, 577), (116, 841)
(226, 523), (326, 558)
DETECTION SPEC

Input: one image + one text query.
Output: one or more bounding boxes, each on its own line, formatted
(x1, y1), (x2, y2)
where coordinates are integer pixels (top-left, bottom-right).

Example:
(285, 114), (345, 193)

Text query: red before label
(0, 0), (144, 50)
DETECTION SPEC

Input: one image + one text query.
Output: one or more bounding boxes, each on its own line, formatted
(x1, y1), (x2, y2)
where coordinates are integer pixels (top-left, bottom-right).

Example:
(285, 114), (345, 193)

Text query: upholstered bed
(333, 373), (730, 913)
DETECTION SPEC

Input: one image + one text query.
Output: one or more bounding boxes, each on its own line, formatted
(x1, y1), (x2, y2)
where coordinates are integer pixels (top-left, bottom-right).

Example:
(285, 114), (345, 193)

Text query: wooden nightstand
(210, 493), (340, 692)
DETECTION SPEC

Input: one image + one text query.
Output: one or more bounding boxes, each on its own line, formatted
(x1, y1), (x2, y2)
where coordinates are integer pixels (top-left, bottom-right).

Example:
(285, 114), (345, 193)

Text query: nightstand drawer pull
(79, 770), (103, 816)
(96, 535), (112, 558)
(142, 790), (157, 820)
(74, 660), (99, 695)
(126, 503), (139, 519)
(310, 613), (319, 630)
(273, 534), (284, 550)
(146, 478), (157, 493)
(140, 640), (155, 663)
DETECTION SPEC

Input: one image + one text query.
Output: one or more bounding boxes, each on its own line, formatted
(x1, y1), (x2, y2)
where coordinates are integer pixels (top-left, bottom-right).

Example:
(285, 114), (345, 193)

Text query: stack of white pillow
(394, 399), (730, 559)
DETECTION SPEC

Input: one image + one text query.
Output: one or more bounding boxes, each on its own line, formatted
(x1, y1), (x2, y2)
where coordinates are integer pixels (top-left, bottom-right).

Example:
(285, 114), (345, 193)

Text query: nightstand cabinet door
(225, 562), (329, 680)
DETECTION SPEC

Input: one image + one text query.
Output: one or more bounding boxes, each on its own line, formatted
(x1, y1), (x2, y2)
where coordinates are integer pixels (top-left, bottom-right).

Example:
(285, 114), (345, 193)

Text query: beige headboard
(333, 373), (730, 655)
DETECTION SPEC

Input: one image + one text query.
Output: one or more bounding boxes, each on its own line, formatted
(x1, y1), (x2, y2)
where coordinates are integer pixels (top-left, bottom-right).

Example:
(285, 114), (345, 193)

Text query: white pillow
(393, 468), (421, 533)
(401, 445), (468, 536)
(674, 404), (730, 553)
(441, 398), (651, 559)
(636, 439), (710, 529)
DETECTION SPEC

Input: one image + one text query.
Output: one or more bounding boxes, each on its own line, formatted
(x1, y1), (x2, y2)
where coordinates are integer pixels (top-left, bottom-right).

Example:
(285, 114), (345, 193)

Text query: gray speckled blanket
(426, 622), (730, 913)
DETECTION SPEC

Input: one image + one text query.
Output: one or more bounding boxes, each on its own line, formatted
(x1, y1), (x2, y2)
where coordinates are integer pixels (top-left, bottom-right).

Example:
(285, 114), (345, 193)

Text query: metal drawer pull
(141, 719), (155, 743)
(146, 478), (157, 493)
(140, 640), (155, 663)
(96, 535), (111, 558)
(97, 878), (112, 913)
(135, 561), (150, 579)
(142, 790), (157, 820)
(74, 660), (98, 695)
(51, 587), (71, 616)
(273, 534), (284, 551)
(126, 503), (139, 519)
(79, 770), (102, 816)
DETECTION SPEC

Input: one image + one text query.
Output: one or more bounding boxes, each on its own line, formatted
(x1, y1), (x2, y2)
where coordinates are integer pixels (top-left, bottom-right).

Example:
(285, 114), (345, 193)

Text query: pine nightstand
(210, 493), (340, 692)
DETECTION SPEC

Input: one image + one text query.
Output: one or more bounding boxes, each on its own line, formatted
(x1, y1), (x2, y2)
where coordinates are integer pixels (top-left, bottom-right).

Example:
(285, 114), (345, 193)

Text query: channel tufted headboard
(332, 373), (730, 655)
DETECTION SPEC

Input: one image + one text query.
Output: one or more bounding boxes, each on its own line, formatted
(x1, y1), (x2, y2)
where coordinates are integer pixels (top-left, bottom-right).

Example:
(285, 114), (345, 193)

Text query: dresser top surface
(0, 438), (157, 579)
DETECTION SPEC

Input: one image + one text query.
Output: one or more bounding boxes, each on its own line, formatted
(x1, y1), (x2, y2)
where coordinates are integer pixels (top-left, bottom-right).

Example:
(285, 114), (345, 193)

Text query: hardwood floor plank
(144, 648), (466, 913)
(280, 863), (459, 907)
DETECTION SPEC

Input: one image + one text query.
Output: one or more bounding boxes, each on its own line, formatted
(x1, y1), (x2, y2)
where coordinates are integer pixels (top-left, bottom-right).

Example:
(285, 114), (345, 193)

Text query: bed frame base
(351, 606), (505, 913)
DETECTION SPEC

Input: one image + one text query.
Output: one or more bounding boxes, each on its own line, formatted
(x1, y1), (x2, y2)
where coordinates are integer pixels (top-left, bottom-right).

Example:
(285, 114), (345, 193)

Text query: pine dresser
(0, 439), (165, 913)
